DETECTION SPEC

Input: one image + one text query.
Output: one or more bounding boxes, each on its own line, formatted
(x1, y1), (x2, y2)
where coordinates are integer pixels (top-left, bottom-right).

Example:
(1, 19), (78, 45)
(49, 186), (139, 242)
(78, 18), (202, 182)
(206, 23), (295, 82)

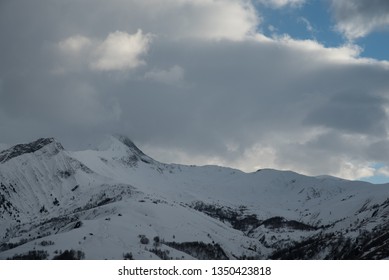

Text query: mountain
(0, 135), (388, 260)
(0, 143), (10, 153)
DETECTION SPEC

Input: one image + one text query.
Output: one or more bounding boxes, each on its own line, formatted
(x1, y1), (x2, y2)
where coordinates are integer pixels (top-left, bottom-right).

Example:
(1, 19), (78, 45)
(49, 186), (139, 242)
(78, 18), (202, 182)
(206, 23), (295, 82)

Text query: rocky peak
(0, 138), (64, 164)
(113, 134), (147, 157)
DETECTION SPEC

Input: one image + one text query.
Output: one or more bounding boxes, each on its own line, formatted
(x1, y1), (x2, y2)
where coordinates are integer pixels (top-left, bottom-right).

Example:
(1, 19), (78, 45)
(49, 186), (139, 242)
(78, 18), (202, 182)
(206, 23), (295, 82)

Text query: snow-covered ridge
(0, 138), (63, 164)
(0, 136), (388, 260)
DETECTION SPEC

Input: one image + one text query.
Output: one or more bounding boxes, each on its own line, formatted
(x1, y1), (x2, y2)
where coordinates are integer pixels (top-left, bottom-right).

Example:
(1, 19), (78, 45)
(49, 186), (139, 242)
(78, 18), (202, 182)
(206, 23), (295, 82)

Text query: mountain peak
(0, 138), (64, 164)
(96, 134), (153, 162)
(112, 134), (146, 157)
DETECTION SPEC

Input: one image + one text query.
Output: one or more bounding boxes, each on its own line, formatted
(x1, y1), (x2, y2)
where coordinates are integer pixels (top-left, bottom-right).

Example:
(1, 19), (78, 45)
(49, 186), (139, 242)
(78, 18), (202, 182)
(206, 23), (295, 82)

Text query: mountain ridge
(0, 136), (388, 260)
(0, 138), (63, 164)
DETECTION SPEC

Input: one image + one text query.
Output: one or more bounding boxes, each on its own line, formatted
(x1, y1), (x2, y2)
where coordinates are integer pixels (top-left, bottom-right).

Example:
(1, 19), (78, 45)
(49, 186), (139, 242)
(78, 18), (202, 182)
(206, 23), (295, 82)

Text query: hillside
(0, 136), (388, 260)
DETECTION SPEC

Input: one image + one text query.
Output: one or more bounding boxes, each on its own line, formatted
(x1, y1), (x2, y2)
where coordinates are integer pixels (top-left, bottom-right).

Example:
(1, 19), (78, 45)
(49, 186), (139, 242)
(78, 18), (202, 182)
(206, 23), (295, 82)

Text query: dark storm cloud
(1, 0), (389, 179)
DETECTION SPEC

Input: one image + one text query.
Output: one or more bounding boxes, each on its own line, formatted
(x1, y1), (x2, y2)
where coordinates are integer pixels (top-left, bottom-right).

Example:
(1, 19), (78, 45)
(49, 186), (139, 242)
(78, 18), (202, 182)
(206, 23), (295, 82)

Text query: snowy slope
(0, 136), (388, 260)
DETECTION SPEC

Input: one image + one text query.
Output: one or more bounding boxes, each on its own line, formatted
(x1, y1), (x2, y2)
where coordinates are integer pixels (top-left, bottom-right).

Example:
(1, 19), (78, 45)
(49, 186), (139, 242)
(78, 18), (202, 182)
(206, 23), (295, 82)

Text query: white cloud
(58, 35), (92, 55)
(335, 161), (375, 180)
(273, 35), (363, 62)
(268, 25), (278, 33)
(330, 0), (389, 40)
(298, 17), (315, 33)
(377, 166), (389, 177)
(90, 30), (152, 71)
(188, 0), (259, 40)
(145, 65), (185, 86)
(58, 30), (152, 72)
(133, 0), (260, 41)
(257, 0), (306, 8)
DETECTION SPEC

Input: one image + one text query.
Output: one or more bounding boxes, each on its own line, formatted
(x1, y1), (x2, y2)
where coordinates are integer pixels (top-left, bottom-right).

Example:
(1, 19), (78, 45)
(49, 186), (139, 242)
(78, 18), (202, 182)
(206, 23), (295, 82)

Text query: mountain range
(0, 135), (388, 260)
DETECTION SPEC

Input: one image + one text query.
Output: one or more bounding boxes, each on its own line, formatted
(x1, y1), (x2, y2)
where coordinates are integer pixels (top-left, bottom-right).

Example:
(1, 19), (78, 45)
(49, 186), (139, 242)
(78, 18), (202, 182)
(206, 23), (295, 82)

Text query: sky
(1, 0), (389, 183)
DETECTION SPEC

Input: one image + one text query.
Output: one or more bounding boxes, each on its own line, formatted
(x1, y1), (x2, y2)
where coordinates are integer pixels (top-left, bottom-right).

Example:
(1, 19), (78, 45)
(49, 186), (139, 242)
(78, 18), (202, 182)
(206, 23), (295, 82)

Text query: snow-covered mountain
(0, 143), (10, 152)
(0, 136), (388, 260)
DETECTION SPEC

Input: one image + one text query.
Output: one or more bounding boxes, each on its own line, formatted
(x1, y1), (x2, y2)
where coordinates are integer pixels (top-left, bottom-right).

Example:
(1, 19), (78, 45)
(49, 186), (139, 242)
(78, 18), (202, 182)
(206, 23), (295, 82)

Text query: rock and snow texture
(0, 135), (388, 260)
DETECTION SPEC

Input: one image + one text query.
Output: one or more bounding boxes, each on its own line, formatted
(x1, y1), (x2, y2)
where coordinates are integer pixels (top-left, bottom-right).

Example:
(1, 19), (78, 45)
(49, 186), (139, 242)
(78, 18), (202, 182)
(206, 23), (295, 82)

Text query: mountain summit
(112, 134), (147, 156)
(0, 136), (388, 260)
(97, 134), (153, 162)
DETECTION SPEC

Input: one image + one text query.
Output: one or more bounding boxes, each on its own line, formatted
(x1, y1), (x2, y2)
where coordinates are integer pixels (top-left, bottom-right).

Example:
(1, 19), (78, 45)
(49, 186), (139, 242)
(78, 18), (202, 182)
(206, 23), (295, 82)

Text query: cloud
(330, 0), (389, 40)
(58, 35), (92, 55)
(138, 0), (260, 41)
(304, 91), (388, 135)
(58, 30), (152, 72)
(257, 0), (306, 8)
(90, 30), (152, 71)
(2, 0), (389, 181)
(145, 65), (185, 86)
(273, 35), (363, 62)
(367, 140), (389, 162)
(298, 17), (315, 33)
(377, 166), (389, 176)
(47, 0), (260, 42)
(268, 25), (278, 33)
(117, 35), (389, 180)
(337, 161), (376, 180)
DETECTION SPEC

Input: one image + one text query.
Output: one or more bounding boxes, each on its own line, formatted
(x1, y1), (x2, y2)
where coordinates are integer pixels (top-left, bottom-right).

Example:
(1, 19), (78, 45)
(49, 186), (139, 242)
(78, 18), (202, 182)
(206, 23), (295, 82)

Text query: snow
(0, 135), (388, 259)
